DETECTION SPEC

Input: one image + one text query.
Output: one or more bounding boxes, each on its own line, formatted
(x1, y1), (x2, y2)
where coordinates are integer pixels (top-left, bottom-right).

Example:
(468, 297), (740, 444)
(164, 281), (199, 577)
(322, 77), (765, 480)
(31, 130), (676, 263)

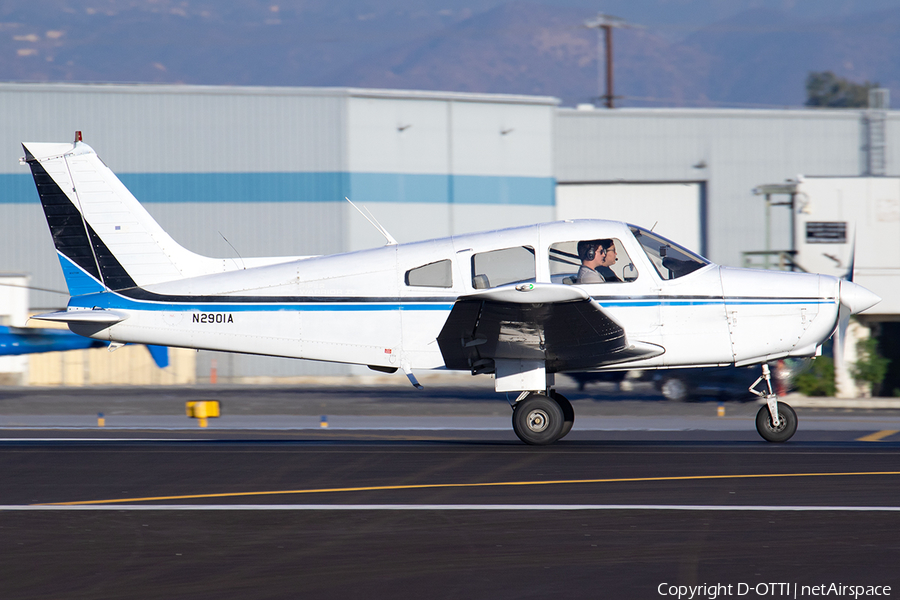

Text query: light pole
(583, 13), (630, 109)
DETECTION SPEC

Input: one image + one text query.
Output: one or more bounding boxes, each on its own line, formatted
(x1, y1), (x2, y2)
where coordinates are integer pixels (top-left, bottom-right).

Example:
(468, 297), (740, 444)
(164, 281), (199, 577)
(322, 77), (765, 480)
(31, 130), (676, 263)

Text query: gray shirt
(576, 265), (604, 284)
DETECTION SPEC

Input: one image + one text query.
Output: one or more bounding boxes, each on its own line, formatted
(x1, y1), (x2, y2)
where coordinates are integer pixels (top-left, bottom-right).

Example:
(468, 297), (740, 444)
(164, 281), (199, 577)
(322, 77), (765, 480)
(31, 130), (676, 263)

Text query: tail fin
(23, 138), (222, 296)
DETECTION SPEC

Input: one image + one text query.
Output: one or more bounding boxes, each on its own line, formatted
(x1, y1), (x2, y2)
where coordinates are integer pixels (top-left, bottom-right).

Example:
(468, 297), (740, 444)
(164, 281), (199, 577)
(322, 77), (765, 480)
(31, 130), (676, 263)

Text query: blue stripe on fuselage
(68, 290), (835, 314)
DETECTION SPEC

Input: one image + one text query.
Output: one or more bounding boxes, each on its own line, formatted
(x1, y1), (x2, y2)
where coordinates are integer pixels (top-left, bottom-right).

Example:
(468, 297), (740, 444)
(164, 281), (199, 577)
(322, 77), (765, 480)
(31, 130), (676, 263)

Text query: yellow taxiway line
(856, 430), (900, 442)
(36, 470), (900, 506)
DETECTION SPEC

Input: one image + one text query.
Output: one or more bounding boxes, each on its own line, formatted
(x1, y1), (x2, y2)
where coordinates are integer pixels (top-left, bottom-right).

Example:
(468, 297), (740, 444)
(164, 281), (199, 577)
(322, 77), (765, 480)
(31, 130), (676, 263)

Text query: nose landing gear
(750, 363), (797, 442)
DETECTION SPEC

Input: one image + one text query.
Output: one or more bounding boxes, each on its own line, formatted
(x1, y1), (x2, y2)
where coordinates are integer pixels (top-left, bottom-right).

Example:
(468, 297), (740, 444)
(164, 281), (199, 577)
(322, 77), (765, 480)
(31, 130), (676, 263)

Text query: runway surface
(2, 384), (900, 598)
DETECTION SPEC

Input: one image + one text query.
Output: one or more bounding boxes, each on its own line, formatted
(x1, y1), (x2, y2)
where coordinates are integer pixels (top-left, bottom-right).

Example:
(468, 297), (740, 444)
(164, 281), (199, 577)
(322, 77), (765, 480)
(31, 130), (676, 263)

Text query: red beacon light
(74, 131), (82, 143)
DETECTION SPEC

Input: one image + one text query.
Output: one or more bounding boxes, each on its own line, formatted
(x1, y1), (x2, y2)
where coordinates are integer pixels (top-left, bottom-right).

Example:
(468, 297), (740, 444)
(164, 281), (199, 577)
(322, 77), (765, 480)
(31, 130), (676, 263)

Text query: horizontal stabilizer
(31, 309), (129, 325)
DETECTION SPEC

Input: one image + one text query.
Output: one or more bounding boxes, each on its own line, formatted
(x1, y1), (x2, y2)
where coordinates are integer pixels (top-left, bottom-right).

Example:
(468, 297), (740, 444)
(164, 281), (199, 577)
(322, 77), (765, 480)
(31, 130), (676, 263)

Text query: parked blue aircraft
(0, 325), (169, 367)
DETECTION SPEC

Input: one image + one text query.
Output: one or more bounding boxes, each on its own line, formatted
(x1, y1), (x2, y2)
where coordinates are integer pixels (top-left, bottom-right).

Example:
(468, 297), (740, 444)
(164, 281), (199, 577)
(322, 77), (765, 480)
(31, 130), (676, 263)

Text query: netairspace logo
(657, 583), (892, 599)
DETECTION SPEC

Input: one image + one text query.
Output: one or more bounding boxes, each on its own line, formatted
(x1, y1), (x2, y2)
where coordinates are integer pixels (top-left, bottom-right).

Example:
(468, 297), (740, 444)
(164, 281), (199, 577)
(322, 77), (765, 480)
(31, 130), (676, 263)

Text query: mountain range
(1, 0), (897, 107)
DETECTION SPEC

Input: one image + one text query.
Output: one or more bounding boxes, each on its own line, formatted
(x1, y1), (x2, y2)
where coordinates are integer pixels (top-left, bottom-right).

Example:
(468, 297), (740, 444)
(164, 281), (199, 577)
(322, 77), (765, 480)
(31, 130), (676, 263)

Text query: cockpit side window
(471, 246), (535, 289)
(629, 225), (708, 280)
(405, 260), (453, 288)
(549, 239), (637, 285)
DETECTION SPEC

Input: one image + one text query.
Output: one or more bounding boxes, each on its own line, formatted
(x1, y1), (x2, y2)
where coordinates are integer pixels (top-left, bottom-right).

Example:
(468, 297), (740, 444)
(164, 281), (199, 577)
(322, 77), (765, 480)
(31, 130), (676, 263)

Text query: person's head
(578, 239), (616, 267)
(598, 239), (617, 266)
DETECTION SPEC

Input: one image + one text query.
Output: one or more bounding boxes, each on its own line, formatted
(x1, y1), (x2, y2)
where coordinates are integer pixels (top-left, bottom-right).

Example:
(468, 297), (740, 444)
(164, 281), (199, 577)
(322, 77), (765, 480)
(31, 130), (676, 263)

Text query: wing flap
(437, 288), (663, 373)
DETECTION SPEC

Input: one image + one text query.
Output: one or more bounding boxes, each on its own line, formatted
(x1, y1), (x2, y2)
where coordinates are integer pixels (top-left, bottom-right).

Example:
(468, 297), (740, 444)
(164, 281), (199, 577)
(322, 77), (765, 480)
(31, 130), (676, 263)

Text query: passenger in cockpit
(576, 239), (621, 283)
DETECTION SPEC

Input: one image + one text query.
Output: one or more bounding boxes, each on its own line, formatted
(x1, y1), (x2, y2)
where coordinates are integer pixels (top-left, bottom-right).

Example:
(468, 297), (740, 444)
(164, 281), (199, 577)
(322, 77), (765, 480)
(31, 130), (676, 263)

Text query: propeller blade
(844, 231), (856, 282)
(833, 279), (880, 395)
(833, 302), (851, 376)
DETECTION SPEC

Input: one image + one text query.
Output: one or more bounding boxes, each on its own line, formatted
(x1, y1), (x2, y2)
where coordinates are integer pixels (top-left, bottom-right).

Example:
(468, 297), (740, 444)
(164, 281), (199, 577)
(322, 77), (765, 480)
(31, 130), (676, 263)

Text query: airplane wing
(436, 283), (664, 374)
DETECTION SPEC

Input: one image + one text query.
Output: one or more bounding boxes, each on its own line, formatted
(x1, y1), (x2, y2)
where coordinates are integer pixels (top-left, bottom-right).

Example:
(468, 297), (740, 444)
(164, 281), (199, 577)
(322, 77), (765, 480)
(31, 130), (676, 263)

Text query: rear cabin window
(471, 246), (535, 289)
(549, 239), (638, 284)
(405, 260), (453, 288)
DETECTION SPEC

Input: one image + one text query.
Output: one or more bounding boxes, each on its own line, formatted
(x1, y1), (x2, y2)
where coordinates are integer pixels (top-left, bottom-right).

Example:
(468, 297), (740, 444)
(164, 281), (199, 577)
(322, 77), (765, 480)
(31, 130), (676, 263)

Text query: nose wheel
(750, 363), (798, 443)
(756, 402), (797, 442)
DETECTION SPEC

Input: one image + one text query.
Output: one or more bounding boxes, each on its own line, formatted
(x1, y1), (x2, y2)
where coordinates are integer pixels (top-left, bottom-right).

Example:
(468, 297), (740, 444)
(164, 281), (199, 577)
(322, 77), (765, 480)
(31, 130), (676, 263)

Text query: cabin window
(549, 239), (637, 284)
(629, 225), (708, 280)
(471, 246), (535, 289)
(405, 260), (453, 288)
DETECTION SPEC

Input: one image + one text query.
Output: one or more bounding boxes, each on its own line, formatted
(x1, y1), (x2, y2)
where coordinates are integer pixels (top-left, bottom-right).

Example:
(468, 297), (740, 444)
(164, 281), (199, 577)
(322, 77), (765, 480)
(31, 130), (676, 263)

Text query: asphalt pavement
(3, 381), (900, 599)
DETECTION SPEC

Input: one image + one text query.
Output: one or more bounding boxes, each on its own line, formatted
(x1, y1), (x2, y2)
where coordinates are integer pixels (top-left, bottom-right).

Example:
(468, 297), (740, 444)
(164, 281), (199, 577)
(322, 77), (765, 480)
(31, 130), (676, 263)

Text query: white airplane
(22, 135), (881, 445)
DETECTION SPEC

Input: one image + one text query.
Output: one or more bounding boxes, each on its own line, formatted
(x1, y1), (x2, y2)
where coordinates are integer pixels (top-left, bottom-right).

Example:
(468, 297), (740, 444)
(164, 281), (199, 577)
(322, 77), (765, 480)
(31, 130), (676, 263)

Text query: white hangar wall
(343, 92), (556, 250)
(554, 107), (897, 268)
(0, 83), (557, 381)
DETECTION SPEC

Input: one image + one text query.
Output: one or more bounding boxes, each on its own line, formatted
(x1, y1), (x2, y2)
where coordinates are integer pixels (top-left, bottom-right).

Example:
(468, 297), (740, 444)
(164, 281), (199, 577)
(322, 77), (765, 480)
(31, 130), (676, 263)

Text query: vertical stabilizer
(23, 139), (224, 294)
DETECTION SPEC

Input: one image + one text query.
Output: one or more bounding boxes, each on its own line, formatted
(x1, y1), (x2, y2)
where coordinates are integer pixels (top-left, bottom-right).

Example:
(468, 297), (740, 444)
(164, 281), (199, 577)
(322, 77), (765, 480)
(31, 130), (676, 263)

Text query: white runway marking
(4, 504), (900, 512)
(0, 438), (196, 442)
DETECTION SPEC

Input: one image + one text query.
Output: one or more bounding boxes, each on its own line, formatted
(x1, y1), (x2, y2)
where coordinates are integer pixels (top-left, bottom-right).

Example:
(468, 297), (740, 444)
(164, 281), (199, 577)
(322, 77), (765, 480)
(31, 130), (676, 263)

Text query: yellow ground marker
(856, 430), (900, 442)
(186, 400), (220, 428)
(36, 470), (900, 506)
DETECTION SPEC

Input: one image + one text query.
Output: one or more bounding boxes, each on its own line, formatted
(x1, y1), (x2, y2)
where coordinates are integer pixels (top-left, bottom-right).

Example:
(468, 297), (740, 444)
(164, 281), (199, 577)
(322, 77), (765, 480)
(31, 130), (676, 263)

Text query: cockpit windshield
(629, 225), (709, 280)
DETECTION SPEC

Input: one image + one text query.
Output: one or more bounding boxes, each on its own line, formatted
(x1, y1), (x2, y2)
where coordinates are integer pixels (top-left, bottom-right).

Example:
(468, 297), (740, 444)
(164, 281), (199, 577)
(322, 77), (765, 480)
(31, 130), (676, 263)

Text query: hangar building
(0, 82), (896, 382)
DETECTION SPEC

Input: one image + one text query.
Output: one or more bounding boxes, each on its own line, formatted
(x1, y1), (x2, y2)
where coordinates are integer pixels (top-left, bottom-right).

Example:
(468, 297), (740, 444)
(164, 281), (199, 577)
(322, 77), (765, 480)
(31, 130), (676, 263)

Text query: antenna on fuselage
(218, 231), (246, 270)
(345, 197), (398, 246)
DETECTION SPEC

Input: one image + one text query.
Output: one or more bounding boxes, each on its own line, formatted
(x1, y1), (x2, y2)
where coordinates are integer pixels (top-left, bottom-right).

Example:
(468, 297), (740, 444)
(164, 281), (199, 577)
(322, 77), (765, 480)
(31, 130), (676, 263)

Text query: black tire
(512, 394), (564, 445)
(756, 402), (797, 443)
(551, 391), (575, 439)
(660, 376), (690, 402)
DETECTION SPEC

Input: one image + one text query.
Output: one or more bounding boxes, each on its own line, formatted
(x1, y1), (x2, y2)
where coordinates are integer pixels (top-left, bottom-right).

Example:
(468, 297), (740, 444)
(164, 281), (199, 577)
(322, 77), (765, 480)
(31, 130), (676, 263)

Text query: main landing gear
(750, 363), (797, 443)
(511, 390), (574, 445)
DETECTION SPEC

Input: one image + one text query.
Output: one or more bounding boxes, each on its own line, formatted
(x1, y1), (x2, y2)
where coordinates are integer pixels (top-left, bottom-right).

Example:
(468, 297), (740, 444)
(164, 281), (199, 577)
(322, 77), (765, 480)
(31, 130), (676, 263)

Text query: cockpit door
(628, 225), (731, 366)
(546, 235), (661, 340)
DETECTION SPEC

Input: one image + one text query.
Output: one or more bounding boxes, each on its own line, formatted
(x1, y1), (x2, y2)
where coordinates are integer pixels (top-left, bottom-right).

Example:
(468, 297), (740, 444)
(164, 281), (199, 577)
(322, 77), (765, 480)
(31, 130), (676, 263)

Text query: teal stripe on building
(119, 173), (348, 204)
(0, 174), (39, 203)
(348, 173), (555, 206)
(1, 172), (554, 205)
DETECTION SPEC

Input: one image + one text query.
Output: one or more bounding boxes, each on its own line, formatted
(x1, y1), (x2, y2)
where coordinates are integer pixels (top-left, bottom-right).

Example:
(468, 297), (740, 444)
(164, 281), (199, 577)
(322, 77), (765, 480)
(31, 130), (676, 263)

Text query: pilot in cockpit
(576, 239), (621, 284)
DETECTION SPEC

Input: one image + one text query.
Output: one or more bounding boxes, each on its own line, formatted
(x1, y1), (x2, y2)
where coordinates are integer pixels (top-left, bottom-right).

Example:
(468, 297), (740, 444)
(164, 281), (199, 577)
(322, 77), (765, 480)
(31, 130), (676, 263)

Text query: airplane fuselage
(63, 220), (840, 378)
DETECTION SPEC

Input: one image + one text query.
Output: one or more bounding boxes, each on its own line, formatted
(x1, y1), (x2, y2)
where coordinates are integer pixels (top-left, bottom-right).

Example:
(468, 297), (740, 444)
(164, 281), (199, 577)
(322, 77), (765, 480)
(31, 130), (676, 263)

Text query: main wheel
(512, 394), (564, 445)
(756, 402), (797, 443)
(550, 391), (575, 439)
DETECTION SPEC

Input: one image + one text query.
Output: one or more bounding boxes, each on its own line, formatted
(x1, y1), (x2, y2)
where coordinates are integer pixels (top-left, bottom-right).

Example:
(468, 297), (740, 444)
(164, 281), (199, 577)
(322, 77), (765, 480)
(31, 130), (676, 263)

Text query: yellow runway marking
(36, 471), (900, 506)
(856, 430), (900, 442)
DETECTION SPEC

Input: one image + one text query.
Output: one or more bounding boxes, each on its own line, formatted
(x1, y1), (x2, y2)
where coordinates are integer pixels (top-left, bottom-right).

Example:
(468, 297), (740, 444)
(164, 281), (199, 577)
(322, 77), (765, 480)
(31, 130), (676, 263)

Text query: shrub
(852, 337), (890, 394)
(794, 356), (835, 396)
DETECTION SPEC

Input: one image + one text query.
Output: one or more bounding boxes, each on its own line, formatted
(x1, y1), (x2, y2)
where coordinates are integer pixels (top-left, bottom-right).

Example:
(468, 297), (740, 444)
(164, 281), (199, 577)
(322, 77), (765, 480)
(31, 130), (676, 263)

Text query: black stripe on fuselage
(85, 285), (832, 307)
(111, 287), (458, 304)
